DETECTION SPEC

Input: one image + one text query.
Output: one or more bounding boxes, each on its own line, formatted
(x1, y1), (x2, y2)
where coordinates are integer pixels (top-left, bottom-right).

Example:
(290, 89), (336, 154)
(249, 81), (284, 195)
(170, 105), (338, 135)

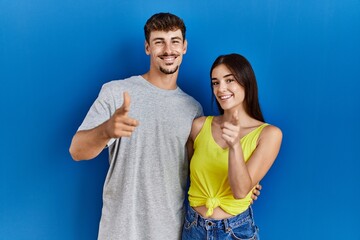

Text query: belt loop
(193, 209), (199, 226)
(223, 219), (231, 233)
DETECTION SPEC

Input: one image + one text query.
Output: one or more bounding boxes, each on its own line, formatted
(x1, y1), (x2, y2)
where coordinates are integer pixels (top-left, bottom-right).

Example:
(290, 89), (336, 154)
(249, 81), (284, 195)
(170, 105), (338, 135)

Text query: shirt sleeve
(77, 83), (118, 146)
(196, 102), (204, 118)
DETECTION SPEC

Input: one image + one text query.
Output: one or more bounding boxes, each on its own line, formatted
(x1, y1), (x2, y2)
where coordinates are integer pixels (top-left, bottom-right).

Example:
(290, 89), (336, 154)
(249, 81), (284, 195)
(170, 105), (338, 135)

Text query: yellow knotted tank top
(188, 116), (269, 216)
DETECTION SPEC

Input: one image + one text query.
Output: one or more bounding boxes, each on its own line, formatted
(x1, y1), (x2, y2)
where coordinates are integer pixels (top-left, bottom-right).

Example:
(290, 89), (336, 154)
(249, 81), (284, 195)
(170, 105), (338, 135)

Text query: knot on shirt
(205, 197), (220, 217)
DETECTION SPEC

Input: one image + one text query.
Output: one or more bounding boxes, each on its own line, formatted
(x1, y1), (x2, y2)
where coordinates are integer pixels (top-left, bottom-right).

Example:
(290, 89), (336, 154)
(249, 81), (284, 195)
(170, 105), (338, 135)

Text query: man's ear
(183, 39), (188, 54)
(145, 40), (150, 55)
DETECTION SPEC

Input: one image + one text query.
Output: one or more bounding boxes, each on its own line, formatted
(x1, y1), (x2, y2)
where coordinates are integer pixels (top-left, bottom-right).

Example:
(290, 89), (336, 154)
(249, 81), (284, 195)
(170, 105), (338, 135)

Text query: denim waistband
(186, 204), (253, 231)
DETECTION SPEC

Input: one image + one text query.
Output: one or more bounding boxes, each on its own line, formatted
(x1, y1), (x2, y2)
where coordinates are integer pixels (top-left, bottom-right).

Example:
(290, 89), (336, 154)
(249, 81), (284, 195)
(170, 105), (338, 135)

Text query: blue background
(1, 0), (359, 239)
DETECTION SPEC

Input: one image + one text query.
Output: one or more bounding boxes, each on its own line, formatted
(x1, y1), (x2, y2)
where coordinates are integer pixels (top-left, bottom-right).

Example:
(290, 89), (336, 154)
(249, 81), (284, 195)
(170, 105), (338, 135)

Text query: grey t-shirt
(78, 75), (203, 240)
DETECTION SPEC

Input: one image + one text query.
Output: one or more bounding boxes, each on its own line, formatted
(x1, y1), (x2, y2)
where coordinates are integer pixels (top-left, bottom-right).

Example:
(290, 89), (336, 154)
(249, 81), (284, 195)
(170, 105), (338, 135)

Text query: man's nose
(163, 43), (172, 54)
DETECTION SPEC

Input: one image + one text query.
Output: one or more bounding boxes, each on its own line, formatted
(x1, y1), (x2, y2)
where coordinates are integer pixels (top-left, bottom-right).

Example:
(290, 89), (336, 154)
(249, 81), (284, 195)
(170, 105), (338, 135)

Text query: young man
(70, 13), (203, 239)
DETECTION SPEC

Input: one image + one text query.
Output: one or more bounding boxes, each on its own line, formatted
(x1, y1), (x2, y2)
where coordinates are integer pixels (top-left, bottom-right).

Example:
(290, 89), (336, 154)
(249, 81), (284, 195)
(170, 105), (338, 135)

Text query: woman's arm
(245, 125), (282, 186)
(223, 113), (282, 199)
(227, 140), (252, 199)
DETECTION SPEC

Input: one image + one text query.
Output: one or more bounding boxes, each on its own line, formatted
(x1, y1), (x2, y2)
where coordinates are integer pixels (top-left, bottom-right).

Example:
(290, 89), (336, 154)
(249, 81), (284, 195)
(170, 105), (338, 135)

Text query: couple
(69, 12), (282, 240)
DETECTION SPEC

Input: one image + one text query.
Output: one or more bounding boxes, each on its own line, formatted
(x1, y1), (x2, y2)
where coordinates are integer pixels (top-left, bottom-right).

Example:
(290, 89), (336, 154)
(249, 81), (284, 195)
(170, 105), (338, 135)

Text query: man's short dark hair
(144, 13), (186, 43)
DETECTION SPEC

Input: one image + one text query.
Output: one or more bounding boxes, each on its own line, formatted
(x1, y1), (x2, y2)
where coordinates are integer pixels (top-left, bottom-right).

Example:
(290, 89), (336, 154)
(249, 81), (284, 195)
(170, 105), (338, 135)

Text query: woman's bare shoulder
(190, 116), (208, 140)
(261, 124), (283, 143)
(193, 116), (207, 125)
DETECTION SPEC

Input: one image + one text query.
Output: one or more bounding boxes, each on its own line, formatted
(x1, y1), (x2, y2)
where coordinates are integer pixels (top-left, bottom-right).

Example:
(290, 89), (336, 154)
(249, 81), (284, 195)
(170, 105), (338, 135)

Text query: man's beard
(160, 65), (179, 75)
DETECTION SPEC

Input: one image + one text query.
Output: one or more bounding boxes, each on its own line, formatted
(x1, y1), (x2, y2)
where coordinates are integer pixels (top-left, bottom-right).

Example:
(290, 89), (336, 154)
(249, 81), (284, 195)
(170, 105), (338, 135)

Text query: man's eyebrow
(152, 37), (165, 42)
(151, 36), (183, 42)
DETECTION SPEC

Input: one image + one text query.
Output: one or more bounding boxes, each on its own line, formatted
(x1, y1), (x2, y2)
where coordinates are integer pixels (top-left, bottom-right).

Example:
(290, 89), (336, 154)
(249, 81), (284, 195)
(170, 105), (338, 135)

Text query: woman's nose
(218, 82), (226, 91)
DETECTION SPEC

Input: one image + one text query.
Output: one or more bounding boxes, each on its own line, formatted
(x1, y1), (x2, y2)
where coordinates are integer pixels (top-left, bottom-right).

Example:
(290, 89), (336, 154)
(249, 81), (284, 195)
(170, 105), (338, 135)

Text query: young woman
(182, 53), (282, 239)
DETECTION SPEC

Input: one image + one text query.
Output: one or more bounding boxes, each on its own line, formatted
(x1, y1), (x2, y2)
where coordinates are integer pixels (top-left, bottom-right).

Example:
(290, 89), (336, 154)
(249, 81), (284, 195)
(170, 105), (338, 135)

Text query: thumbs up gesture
(105, 92), (139, 138)
(221, 110), (241, 148)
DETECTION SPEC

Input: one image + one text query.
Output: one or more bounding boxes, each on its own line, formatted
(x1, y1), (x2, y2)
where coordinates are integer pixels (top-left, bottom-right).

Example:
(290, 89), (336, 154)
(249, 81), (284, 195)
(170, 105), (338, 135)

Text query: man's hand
(105, 92), (139, 138)
(250, 184), (262, 204)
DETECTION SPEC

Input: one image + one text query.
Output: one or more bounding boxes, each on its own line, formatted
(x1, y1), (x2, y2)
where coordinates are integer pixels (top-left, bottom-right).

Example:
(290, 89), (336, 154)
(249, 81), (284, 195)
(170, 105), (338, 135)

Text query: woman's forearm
(228, 144), (253, 199)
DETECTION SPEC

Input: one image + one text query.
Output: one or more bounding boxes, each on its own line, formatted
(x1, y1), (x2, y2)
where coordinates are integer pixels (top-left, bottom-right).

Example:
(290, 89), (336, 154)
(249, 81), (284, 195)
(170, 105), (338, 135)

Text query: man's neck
(142, 71), (178, 90)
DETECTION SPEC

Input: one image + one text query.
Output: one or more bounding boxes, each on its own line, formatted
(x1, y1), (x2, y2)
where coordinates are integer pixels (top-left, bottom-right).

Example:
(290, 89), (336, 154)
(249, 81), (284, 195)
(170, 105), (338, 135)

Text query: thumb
(120, 91), (131, 115)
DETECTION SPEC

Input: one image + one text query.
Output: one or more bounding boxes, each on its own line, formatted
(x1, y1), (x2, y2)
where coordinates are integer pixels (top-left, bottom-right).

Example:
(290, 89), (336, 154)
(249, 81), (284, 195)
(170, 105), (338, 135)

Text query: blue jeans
(182, 203), (259, 240)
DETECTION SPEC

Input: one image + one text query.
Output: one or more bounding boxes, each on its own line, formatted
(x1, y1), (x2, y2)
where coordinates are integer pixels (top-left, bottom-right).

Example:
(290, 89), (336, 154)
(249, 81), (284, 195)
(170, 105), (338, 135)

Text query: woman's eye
(212, 82), (219, 86)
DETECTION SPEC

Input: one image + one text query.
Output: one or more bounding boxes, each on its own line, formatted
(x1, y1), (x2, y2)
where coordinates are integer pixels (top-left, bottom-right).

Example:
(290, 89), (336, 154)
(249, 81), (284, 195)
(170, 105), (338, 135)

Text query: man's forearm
(69, 123), (110, 161)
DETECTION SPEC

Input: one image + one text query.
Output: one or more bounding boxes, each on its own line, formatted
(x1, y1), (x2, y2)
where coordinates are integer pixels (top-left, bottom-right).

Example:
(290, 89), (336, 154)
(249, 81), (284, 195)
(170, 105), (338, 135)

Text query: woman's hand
(221, 110), (241, 148)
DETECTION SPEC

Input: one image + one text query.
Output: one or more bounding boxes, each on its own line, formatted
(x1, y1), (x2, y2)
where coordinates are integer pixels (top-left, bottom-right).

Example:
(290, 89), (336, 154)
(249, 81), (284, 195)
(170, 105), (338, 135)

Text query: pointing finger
(231, 110), (240, 126)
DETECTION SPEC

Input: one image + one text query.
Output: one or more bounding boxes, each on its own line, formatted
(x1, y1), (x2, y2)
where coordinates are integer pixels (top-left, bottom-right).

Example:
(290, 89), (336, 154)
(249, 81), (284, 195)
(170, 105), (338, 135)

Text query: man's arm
(69, 123), (111, 161)
(69, 92), (139, 161)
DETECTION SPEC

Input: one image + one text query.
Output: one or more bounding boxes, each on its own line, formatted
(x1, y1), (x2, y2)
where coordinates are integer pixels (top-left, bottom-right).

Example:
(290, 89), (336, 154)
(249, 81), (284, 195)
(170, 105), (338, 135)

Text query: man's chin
(160, 66), (179, 75)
